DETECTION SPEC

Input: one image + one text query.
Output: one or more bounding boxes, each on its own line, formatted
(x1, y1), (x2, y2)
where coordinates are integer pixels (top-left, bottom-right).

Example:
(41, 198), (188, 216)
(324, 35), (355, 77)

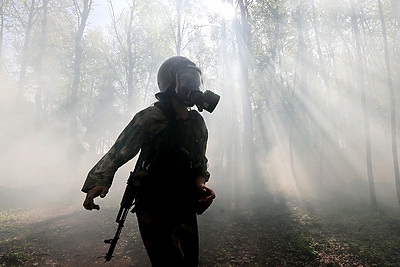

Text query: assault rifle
(104, 172), (137, 261)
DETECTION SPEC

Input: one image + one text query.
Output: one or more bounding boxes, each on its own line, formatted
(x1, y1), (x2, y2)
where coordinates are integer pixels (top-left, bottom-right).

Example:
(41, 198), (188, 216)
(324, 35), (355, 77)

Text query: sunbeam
(1, 0), (400, 266)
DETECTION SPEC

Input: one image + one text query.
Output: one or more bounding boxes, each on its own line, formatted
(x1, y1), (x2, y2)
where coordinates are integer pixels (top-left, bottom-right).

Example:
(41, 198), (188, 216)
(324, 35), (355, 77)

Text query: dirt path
(1, 189), (400, 266)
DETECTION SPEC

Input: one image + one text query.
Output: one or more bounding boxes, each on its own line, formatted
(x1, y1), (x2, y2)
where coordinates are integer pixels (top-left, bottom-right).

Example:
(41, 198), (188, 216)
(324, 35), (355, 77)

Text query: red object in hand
(196, 185), (215, 215)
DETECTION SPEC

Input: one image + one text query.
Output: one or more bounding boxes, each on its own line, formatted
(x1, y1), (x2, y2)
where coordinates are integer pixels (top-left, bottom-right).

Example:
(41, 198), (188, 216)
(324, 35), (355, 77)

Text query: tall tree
(126, 1), (136, 110)
(350, 0), (377, 206)
(235, 0), (260, 192)
(110, 0), (154, 113)
(15, 0), (38, 108)
(220, 0), (240, 206)
(69, 0), (93, 140)
(34, 0), (49, 130)
(378, 0), (400, 207)
(311, 0), (329, 186)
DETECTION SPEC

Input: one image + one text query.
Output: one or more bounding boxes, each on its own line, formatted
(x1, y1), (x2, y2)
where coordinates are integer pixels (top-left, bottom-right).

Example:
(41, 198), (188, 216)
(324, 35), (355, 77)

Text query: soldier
(82, 56), (218, 266)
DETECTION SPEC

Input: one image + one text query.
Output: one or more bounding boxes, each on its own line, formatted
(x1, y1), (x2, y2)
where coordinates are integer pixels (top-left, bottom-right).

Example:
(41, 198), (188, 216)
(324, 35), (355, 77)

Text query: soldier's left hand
(83, 185), (109, 211)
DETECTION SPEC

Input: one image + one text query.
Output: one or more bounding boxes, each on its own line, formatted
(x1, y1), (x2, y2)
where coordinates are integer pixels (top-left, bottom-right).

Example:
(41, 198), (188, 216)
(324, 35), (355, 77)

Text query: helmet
(156, 56), (220, 113)
(157, 56), (198, 93)
(156, 56), (203, 107)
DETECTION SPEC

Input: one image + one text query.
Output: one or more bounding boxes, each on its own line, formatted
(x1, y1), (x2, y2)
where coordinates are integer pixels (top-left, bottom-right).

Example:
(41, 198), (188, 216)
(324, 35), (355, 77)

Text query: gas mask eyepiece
(175, 67), (220, 113)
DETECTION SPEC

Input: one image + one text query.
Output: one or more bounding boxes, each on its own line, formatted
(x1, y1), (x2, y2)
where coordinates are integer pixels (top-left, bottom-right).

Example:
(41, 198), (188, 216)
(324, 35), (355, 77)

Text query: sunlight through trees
(1, 0), (400, 209)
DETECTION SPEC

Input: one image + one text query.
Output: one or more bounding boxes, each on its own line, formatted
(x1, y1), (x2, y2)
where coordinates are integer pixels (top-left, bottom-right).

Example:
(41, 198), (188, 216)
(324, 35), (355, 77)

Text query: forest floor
(1, 185), (400, 267)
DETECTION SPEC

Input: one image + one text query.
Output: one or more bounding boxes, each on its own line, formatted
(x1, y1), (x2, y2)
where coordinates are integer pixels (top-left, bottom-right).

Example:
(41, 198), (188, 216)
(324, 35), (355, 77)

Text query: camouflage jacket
(81, 100), (209, 193)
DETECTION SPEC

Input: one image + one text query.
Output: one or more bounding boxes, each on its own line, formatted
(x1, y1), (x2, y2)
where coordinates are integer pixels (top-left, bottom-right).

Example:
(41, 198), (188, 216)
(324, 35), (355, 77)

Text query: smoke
(1, 0), (399, 214)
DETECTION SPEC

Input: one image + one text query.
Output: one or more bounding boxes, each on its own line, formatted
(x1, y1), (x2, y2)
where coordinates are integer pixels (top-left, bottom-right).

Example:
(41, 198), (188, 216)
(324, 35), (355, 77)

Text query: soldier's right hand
(83, 186), (109, 211)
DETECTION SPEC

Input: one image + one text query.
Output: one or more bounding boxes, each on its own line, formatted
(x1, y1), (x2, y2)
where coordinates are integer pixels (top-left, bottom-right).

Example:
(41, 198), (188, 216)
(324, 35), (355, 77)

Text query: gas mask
(175, 66), (220, 113)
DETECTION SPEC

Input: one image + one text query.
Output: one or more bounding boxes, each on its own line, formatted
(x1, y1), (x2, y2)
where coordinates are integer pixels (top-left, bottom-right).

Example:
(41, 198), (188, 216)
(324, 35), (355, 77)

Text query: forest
(1, 0), (400, 266)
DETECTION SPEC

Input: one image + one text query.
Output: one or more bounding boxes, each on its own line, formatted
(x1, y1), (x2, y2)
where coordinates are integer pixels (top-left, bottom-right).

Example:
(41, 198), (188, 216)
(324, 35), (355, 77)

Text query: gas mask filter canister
(175, 67), (220, 113)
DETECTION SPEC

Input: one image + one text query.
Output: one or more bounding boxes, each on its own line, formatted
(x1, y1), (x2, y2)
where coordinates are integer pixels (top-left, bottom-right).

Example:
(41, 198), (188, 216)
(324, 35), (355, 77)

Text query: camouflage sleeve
(81, 106), (161, 193)
(192, 112), (210, 182)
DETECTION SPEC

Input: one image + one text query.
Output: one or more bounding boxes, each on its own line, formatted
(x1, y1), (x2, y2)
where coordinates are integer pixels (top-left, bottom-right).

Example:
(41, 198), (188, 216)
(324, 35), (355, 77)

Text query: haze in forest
(0, 0), (400, 212)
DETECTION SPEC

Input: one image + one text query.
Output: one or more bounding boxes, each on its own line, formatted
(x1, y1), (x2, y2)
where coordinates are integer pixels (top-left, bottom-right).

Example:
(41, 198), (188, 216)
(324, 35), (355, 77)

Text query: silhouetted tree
(378, 0), (400, 207)
(350, 0), (377, 206)
(15, 0), (38, 108)
(34, 0), (49, 130)
(70, 0), (93, 140)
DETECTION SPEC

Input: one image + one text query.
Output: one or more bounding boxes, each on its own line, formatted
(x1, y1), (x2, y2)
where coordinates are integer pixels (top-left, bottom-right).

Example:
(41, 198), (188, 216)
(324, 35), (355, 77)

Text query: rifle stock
(104, 172), (137, 261)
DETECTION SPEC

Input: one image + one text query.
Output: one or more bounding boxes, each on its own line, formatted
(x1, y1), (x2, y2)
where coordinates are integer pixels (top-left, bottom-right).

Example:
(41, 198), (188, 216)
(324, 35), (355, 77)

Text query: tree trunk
(236, 0), (260, 194)
(378, 0), (400, 207)
(311, 0), (329, 187)
(15, 0), (37, 108)
(70, 0), (92, 140)
(289, 4), (308, 193)
(350, 0), (377, 206)
(35, 0), (49, 130)
(126, 1), (135, 112)
(220, 0), (239, 208)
